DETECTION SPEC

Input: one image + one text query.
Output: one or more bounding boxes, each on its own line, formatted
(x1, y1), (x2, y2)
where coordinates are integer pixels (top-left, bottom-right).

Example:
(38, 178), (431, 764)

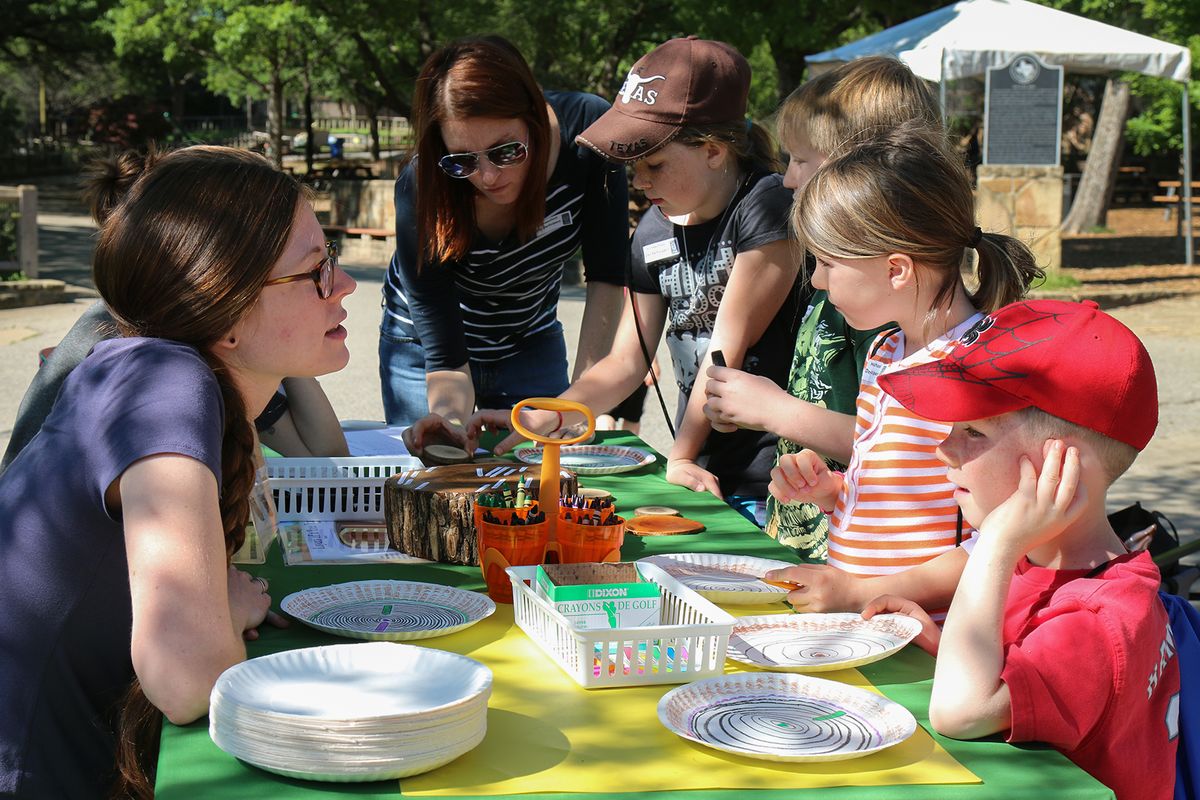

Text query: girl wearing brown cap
(479, 37), (802, 524)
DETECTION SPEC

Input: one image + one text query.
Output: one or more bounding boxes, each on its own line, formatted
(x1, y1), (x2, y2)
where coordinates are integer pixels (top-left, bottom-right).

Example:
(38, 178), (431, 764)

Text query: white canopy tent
(807, 0), (1194, 264)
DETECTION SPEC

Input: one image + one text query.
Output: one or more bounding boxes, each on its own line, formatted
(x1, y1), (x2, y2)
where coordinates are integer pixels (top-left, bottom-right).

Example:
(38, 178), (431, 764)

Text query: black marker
(710, 349), (726, 368)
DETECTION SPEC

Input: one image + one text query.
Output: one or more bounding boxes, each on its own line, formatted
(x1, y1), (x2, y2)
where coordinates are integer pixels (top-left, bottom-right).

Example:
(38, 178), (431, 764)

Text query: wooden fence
(0, 185), (39, 278)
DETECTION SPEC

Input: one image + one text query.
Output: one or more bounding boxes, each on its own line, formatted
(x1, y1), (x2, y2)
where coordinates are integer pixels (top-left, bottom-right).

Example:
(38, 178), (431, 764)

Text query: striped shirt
(827, 313), (984, 576)
(381, 91), (628, 371)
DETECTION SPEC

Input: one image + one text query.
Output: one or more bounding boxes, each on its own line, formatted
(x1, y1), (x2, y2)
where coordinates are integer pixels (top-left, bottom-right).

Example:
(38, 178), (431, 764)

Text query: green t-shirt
(764, 290), (893, 561)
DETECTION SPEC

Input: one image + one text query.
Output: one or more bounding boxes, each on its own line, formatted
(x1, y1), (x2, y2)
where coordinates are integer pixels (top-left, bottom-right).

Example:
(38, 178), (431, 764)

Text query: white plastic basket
(506, 562), (735, 689)
(266, 456), (422, 521)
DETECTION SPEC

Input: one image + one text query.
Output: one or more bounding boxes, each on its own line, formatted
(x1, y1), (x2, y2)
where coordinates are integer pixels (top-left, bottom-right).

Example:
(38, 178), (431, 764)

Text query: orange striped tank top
(826, 314), (983, 576)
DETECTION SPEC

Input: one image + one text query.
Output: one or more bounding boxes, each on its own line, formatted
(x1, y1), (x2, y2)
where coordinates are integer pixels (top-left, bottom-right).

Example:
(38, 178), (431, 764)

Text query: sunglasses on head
(263, 240), (338, 299)
(437, 140), (528, 179)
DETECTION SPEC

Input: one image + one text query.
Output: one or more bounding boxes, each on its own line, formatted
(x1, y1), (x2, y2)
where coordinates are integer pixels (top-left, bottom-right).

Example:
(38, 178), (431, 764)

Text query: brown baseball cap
(576, 37), (751, 162)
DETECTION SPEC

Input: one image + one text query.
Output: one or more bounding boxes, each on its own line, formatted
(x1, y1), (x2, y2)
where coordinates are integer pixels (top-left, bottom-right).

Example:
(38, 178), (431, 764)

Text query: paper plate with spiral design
(727, 613), (923, 672)
(658, 672), (916, 762)
(282, 580), (495, 641)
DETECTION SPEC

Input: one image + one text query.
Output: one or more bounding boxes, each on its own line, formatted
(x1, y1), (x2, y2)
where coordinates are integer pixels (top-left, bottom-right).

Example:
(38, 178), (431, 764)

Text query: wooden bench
(322, 224), (393, 241)
(1153, 180), (1200, 235)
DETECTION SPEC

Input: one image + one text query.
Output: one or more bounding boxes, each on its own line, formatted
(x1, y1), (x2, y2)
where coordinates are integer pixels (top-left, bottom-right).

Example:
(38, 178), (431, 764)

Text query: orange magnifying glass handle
(510, 398), (595, 547)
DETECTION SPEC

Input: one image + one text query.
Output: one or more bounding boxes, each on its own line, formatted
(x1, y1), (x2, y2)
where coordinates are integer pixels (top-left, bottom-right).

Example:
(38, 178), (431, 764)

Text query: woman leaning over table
(0, 146), (356, 799)
(380, 34), (628, 439)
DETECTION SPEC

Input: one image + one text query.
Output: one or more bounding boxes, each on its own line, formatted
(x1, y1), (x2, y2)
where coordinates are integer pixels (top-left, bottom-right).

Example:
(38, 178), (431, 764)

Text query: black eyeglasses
(264, 241), (338, 299)
(437, 140), (528, 179)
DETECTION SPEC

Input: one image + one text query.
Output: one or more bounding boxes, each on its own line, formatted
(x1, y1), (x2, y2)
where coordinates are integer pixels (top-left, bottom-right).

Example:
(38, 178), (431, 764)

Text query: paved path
(2, 208), (1195, 562)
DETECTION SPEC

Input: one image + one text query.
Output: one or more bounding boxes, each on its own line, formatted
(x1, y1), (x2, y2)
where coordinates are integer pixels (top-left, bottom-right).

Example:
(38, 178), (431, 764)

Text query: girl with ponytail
(763, 121), (1044, 618)
(0, 145), (356, 798)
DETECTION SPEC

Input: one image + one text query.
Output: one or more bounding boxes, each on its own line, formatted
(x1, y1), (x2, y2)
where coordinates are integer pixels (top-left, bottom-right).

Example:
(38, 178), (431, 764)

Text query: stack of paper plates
(210, 642), (492, 782)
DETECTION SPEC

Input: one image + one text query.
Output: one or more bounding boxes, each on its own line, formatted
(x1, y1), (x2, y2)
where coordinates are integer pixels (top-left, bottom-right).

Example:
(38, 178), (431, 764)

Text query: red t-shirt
(1002, 551), (1179, 800)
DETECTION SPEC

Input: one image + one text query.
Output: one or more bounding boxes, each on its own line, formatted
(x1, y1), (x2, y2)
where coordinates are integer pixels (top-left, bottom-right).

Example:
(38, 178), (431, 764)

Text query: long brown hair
(89, 145), (302, 798)
(676, 120), (783, 175)
(413, 35), (551, 268)
(794, 122), (1043, 320)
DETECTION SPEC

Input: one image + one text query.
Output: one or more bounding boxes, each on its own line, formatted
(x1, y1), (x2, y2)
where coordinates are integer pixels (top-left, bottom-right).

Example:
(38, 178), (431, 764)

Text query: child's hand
(862, 594), (941, 655)
(763, 564), (860, 612)
(666, 458), (723, 499)
(979, 439), (1087, 556)
(468, 408), (558, 456)
(768, 450), (841, 511)
(703, 366), (784, 433)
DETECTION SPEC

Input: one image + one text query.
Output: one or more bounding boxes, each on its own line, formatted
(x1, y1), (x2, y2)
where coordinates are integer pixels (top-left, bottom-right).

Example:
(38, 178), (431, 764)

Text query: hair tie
(969, 226), (984, 248)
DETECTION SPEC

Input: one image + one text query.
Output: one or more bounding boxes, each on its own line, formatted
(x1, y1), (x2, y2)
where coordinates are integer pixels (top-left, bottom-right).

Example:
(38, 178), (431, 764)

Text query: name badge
(642, 238), (680, 263)
(862, 358), (887, 383)
(537, 211), (572, 237)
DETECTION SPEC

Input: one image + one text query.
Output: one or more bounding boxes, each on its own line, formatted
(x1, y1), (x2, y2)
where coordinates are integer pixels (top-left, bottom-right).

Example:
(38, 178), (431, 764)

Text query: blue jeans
(379, 321), (570, 426)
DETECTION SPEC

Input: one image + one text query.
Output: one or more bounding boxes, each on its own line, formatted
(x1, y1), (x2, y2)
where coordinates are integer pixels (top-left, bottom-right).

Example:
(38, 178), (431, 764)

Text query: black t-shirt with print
(629, 172), (803, 498)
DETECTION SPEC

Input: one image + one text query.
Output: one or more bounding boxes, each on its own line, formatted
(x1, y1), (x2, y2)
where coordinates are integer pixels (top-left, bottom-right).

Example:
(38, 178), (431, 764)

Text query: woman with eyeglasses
(380, 35), (628, 442)
(1, 170), (350, 473)
(0, 146), (356, 799)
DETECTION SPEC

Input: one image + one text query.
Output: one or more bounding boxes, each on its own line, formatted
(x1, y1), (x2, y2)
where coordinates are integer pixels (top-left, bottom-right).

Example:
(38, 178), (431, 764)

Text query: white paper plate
(514, 444), (656, 475)
(727, 613), (923, 672)
(281, 580), (495, 641)
(636, 553), (794, 604)
(211, 642), (493, 721)
(658, 672), (917, 762)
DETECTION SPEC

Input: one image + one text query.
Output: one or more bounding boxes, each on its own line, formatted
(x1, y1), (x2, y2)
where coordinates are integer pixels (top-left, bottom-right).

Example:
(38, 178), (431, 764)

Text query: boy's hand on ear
(980, 439), (1087, 555)
(768, 450), (842, 511)
(862, 594), (941, 655)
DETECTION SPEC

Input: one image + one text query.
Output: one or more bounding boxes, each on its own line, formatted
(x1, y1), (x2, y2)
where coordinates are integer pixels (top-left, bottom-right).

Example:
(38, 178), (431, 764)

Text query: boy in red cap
(864, 298), (1179, 800)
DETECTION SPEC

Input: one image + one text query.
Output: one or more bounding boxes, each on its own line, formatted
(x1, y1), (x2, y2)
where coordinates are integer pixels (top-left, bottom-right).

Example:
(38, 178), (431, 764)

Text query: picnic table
(1154, 180), (1200, 236)
(153, 431), (1113, 799)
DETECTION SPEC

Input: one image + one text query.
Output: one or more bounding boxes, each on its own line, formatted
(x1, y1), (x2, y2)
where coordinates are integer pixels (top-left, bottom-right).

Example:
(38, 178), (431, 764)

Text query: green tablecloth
(155, 432), (1112, 799)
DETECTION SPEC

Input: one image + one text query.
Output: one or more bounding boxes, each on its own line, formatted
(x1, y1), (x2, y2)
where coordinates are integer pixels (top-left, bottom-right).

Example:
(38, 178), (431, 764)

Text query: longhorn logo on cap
(618, 71), (666, 105)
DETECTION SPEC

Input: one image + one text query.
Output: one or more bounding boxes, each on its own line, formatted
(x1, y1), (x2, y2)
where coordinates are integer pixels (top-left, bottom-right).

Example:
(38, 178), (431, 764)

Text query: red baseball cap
(877, 299), (1158, 450)
(576, 37), (750, 162)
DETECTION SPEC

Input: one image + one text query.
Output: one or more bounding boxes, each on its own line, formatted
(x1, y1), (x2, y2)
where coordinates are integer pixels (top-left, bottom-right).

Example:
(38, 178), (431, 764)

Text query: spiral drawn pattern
(310, 600), (469, 634)
(686, 695), (881, 755)
(732, 629), (898, 668)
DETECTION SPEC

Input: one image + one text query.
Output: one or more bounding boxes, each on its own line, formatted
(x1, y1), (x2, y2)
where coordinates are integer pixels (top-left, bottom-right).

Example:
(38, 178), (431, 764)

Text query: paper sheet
(401, 608), (981, 796)
(278, 520), (427, 566)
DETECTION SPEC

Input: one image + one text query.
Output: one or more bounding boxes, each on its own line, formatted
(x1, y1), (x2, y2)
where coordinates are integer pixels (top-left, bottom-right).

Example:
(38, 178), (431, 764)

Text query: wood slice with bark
(384, 464), (577, 564)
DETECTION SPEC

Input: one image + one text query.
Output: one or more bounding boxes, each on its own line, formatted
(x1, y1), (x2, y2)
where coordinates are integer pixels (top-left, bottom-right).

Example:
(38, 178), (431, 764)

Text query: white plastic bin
(266, 456), (421, 521)
(506, 562), (734, 689)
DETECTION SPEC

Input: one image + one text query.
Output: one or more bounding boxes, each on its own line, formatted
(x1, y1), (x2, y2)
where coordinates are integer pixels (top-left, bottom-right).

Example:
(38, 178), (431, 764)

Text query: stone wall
(975, 165), (1062, 271)
(327, 179), (395, 265)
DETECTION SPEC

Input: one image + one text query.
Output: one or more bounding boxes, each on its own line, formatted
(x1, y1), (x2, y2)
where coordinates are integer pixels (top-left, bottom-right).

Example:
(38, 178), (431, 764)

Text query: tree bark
(384, 465), (577, 565)
(1062, 78), (1131, 234)
(302, 53), (315, 173)
(267, 70), (285, 169)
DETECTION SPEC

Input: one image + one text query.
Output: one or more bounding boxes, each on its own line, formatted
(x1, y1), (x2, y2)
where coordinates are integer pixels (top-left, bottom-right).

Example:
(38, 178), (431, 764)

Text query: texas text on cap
(877, 299), (1158, 450)
(575, 36), (750, 162)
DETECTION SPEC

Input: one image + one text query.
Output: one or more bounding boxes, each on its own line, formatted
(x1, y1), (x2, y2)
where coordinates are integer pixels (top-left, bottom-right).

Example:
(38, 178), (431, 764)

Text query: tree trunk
(303, 55), (315, 173)
(267, 70), (285, 169)
(368, 105), (380, 160)
(1062, 79), (1131, 234)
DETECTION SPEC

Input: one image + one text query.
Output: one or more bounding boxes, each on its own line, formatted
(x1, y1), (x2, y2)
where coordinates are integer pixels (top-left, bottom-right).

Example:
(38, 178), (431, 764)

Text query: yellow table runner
(402, 605), (980, 796)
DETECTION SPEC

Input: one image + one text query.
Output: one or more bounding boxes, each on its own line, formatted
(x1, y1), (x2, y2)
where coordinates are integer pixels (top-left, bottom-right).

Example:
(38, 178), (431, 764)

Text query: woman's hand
(405, 413), (469, 454)
(768, 450), (842, 510)
(666, 457), (723, 499)
(227, 567), (273, 638)
(862, 594), (941, 655)
(703, 366), (786, 433)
